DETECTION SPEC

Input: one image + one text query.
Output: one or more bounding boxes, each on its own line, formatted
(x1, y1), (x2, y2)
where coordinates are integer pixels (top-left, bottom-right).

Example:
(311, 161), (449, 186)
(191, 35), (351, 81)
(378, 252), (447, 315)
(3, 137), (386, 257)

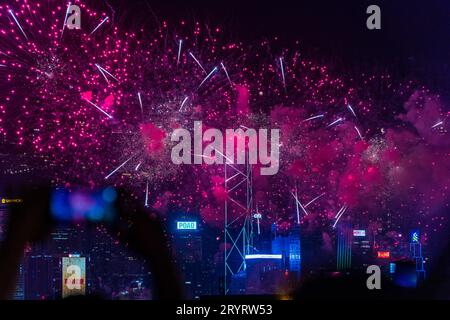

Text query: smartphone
(50, 187), (117, 223)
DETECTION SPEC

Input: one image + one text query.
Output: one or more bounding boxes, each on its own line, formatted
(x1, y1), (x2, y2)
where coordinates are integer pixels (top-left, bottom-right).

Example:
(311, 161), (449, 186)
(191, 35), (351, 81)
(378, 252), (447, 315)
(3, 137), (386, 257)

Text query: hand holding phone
(50, 187), (118, 223)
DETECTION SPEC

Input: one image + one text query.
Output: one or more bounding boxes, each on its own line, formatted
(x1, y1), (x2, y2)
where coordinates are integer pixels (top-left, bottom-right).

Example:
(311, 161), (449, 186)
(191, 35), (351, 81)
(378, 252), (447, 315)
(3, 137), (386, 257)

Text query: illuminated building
(62, 255), (86, 298)
(271, 225), (301, 277)
(171, 215), (203, 299)
(351, 228), (373, 270)
(0, 203), (7, 242)
(409, 229), (426, 285)
(24, 254), (60, 300)
(0, 202), (25, 299)
(336, 223), (352, 271)
(300, 223), (330, 273)
(88, 225), (149, 298)
(229, 271), (247, 295)
(244, 254), (283, 295)
(13, 263), (25, 300)
(49, 227), (72, 254)
(199, 227), (221, 297)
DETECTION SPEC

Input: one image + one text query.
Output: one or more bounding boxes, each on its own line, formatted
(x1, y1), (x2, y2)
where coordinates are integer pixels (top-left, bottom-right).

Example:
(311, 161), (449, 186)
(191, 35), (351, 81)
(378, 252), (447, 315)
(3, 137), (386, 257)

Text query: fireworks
(0, 0), (448, 243)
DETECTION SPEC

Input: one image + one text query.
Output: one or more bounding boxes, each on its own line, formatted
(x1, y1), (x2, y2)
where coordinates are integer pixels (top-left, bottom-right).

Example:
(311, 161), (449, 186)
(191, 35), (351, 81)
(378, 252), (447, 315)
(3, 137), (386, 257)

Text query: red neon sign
(377, 251), (390, 259)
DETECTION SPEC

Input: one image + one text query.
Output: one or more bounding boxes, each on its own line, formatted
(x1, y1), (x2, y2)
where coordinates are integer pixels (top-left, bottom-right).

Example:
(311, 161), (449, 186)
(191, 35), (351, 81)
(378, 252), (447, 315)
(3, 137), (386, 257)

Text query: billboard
(62, 256), (86, 298)
(1, 197), (23, 205)
(176, 221), (197, 230)
(353, 229), (366, 237)
(245, 254), (282, 260)
(377, 251), (390, 259)
(390, 262), (396, 274)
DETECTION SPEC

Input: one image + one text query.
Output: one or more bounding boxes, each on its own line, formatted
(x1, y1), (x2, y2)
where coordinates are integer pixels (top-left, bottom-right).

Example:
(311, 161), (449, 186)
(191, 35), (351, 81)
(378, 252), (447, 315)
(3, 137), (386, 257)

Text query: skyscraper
(171, 216), (203, 299)
(351, 228), (373, 270)
(410, 229), (426, 285)
(288, 226), (301, 275)
(245, 254), (283, 295)
(271, 224), (301, 277)
(24, 253), (60, 300)
(336, 223), (352, 271)
(300, 223), (330, 273)
(13, 262), (25, 300)
(0, 201), (7, 242)
(0, 200), (25, 299)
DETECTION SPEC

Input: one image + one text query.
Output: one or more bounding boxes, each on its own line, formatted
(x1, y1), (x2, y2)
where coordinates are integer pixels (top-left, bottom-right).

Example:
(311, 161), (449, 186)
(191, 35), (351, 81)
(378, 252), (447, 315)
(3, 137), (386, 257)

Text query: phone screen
(50, 187), (117, 223)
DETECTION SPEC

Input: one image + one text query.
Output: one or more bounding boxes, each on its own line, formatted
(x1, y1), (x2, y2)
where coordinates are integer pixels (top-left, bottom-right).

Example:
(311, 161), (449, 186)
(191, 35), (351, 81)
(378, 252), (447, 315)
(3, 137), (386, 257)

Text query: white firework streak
(137, 92), (143, 114)
(347, 104), (357, 117)
(334, 204), (346, 218)
(303, 114), (324, 122)
(196, 67), (218, 91)
(212, 148), (247, 177)
(179, 96), (189, 112)
(61, 2), (71, 38)
(189, 52), (207, 74)
(354, 126), (364, 140)
(8, 10), (28, 40)
(144, 180), (149, 207)
(431, 120), (443, 129)
(220, 62), (233, 87)
(304, 193), (325, 208)
(193, 153), (212, 159)
(177, 40), (183, 65)
(105, 154), (136, 179)
(290, 191), (309, 218)
(90, 16), (109, 35)
(279, 57), (286, 89)
(83, 98), (113, 119)
(293, 187), (300, 224)
(327, 117), (343, 127)
(135, 162), (142, 171)
(95, 64), (118, 82)
(95, 64), (109, 83)
(332, 205), (348, 228)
